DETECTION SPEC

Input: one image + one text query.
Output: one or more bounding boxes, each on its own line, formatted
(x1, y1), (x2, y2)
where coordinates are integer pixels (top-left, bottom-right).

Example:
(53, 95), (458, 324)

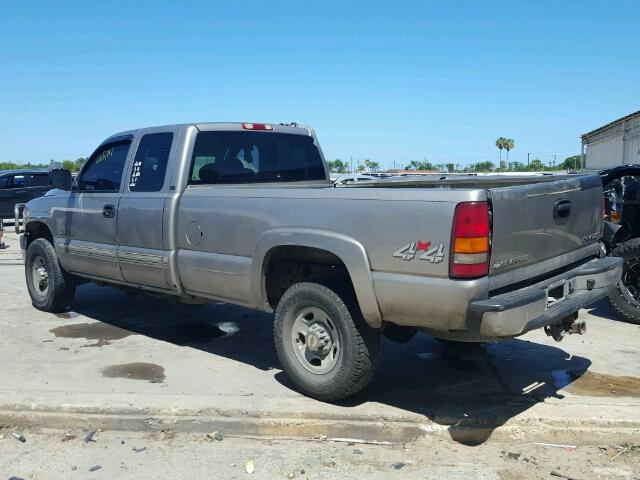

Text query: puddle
(101, 362), (165, 383)
(551, 369), (640, 397)
(49, 322), (134, 347)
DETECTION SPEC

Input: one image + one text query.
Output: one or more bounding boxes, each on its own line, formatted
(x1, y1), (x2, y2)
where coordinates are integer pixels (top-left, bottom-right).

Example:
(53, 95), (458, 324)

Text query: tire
(607, 239), (640, 325)
(25, 238), (76, 313)
(273, 282), (379, 401)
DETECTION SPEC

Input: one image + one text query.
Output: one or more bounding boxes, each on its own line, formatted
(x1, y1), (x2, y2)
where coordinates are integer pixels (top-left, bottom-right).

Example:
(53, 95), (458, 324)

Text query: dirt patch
(101, 362), (165, 383)
(49, 322), (134, 346)
(553, 369), (640, 397)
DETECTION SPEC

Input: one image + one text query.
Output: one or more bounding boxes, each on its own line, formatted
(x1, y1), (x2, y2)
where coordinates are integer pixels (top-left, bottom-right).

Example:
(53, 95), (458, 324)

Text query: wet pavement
(1, 228), (639, 444)
(101, 363), (166, 383)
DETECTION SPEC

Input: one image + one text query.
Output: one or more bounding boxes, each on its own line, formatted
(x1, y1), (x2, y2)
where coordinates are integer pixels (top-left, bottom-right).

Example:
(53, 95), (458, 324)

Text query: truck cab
(0, 169), (51, 219)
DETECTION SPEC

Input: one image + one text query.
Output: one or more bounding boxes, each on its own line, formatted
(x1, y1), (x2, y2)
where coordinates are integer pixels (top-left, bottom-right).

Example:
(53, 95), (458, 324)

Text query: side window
(26, 173), (50, 187)
(128, 132), (173, 192)
(79, 141), (131, 192)
(0, 177), (8, 189)
(11, 175), (25, 188)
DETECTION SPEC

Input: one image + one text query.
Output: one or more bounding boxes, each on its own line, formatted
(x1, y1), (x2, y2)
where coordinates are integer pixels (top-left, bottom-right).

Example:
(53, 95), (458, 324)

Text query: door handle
(102, 204), (116, 218)
(554, 200), (571, 219)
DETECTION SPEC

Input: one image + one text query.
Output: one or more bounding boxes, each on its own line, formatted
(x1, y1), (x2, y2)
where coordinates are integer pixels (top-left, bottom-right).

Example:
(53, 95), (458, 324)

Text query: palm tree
(495, 137), (507, 168)
(505, 138), (515, 165)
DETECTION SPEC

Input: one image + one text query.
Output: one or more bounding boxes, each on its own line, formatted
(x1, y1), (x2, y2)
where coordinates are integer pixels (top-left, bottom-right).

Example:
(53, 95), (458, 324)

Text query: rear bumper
(468, 256), (622, 337)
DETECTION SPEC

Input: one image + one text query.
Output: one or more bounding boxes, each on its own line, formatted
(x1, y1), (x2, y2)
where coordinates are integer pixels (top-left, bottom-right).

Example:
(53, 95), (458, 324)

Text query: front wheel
(607, 239), (640, 325)
(25, 238), (76, 313)
(273, 282), (379, 401)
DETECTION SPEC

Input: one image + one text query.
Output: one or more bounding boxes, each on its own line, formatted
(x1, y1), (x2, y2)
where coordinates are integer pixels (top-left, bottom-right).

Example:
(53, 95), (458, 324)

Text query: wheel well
(264, 246), (353, 307)
(26, 221), (53, 247)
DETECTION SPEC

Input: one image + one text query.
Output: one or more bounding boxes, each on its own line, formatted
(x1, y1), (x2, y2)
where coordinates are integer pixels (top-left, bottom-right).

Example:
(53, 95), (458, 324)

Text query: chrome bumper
(468, 256), (623, 337)
(14, 203), (26, 234)
(20, 233), (27, 260)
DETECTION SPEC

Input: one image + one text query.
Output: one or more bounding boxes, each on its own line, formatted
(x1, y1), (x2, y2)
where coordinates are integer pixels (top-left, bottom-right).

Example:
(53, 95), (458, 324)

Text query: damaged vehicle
(601, 165), (640, 324)
(19, 122), (622, 401)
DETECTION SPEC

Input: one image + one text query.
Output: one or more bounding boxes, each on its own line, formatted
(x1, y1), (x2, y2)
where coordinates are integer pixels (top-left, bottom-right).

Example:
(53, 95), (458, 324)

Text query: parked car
(19, 122), (622, 401)
(0, 169), (51, 218)
(333, 174), (376, 185)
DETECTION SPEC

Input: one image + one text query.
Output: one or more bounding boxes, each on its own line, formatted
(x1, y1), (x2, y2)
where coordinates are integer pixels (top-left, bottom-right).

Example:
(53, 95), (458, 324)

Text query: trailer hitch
(544, 313), (586, 342)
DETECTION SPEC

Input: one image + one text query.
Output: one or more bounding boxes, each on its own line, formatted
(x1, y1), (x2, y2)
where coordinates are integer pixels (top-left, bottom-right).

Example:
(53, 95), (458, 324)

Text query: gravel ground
(1, 428), (638, 480)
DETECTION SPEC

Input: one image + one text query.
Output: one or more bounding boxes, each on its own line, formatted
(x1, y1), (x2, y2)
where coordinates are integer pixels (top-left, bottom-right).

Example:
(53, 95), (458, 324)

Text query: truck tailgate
(488, 175), (602, 276)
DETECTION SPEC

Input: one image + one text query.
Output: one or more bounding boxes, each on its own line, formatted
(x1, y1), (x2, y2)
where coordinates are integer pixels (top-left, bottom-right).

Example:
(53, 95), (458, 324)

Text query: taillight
(600, 196), (605, 238)
(242, 123), (273, 131)
(450, 201), (491, 279)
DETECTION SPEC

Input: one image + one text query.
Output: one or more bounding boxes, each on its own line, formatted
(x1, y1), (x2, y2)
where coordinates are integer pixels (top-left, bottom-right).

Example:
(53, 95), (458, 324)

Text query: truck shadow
(70, 283), (591, 446)
(585, 299), (625, 322)
(331, 335), (591, 445)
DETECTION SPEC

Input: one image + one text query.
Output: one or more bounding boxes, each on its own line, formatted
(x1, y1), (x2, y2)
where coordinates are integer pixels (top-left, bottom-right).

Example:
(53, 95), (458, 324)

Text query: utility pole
(527, 152), (530, 166)
(350, 156), (353, 174)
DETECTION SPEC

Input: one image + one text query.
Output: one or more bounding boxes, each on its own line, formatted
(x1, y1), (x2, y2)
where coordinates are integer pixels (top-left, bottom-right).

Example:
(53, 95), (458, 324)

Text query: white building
(582, 110), (640, 170)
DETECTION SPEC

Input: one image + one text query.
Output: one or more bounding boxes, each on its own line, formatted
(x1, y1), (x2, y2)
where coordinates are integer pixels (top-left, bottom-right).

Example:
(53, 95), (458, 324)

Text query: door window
(79, 141), (131, 192)
(128, 132), (173, 192)
(11, 175), (25, 188)
(0, 177), (8, 189)
(26, 173), (50, 187)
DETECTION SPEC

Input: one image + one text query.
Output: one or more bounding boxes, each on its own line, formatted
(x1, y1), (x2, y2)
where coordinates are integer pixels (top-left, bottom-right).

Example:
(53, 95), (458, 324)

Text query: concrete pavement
(1, 228), (639, 445)
(3, 430), (638, 479)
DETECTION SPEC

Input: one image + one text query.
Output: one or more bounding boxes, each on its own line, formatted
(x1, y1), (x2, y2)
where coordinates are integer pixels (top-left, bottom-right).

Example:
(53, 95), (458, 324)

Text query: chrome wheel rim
(31, 256), (49, 296)
(290, 306), (341, 375)
(620, 258), (640, 307)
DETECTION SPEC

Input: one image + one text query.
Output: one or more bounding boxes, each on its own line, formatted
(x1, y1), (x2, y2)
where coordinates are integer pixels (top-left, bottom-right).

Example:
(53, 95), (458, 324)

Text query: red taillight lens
(242, 123), (273, 131)
(450, 201), (491, 279)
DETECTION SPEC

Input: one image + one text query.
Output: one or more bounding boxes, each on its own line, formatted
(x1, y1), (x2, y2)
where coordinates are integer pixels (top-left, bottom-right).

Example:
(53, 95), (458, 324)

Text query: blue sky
(1, 1), (638, 169)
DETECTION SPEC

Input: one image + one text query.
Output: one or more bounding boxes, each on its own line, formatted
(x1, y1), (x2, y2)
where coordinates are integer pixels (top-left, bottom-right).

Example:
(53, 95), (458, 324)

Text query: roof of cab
(0, 168), (49, 176)
(103, 122), (311, 145)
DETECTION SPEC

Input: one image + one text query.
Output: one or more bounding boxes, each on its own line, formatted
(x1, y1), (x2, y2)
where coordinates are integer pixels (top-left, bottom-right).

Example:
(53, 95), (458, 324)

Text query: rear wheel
(25, 238), (76, 313)
(273, 282), (379, 401)
(607, 239), (640, 325)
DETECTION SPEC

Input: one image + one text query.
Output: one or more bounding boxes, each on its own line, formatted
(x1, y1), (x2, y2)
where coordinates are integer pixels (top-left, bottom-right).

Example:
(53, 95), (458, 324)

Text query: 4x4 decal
(393, 241), (445, 263)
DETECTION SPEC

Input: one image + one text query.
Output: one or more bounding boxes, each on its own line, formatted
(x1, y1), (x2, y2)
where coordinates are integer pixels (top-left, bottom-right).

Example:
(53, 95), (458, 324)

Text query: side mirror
(49, 169), (72, 190)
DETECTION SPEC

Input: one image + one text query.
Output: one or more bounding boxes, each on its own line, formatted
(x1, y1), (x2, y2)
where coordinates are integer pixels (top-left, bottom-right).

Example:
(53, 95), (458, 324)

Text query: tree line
(327, 155), (583, 174)
(0, 158), (86, 172)
(327, 137), (581, 174)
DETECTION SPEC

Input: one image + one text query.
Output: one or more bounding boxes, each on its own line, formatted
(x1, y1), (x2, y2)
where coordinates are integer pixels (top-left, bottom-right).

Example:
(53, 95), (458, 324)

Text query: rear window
(188, 131), (325, 185)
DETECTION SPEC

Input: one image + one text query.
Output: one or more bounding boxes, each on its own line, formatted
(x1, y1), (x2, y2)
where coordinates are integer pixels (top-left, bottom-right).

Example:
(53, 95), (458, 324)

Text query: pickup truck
(0, 168), (52, 219)
(20, 122), (623, 401)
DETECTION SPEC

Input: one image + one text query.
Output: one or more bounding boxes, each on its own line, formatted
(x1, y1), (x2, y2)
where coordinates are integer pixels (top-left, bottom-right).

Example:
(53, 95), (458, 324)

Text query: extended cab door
(55, 138), (132, 281)
(116, 129), (178, 290)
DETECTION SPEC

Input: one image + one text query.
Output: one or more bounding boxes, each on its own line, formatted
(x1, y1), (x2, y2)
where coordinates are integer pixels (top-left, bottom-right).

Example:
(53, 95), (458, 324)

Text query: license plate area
(547, 280), (568, 308)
